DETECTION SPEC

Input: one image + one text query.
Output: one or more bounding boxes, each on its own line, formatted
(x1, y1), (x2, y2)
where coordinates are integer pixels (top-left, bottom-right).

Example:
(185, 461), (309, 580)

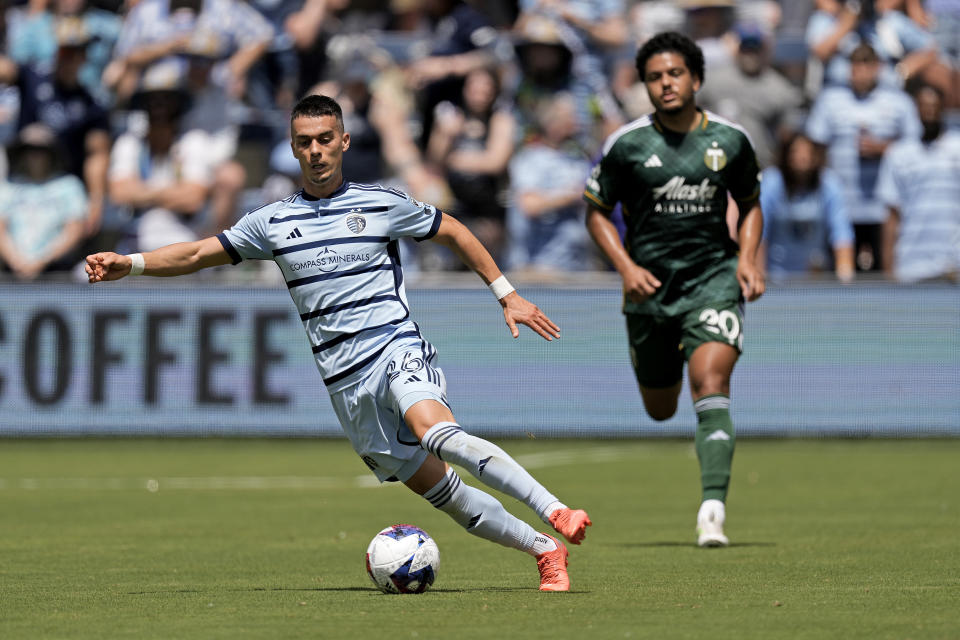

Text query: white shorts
(328, 336), (448, 483)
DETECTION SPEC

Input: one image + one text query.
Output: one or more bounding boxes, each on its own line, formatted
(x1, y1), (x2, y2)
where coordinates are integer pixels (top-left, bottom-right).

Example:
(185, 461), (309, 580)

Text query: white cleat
(697, 499), (729, 547)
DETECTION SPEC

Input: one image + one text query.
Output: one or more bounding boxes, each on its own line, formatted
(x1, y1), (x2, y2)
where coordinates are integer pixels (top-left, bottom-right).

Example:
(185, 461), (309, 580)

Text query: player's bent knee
(640, 384), (681, 421)
(646, 406), (678, 421)
(404, 400), (456, 440)
(690, 376), (729, 398)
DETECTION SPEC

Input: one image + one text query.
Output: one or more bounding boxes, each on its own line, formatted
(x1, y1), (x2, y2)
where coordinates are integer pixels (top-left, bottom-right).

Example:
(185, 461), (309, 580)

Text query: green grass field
(1, 438), (957, 639)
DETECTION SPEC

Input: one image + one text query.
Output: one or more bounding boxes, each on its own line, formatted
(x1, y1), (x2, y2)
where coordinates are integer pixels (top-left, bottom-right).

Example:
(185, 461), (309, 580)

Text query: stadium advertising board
(0, 283), (956, 436)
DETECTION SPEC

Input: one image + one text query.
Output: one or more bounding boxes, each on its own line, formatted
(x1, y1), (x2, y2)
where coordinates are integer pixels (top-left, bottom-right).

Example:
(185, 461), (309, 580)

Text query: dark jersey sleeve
(725, 132), (761, 206)
(583, 143), (621, 212)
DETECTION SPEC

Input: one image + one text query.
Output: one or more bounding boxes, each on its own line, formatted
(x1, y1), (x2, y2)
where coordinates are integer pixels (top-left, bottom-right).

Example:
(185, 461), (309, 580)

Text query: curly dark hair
(635, 31), (705, 84)
(290, 94), (344, 130)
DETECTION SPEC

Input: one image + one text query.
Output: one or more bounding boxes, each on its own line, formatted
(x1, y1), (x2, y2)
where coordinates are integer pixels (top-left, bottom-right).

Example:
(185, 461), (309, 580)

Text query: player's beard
(658, 101), (685, 115)
(652, 88), (692, 115)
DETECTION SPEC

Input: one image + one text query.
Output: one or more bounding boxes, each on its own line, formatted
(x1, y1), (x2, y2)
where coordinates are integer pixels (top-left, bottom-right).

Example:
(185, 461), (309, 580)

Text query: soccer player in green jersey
(584, 32), (765, 547)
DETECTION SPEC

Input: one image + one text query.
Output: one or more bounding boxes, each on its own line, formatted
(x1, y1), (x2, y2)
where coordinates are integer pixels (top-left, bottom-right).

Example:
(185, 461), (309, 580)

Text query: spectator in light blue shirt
(6, 2), (121, 106)
(109, 0), (274, 104)
(507, 93), (593, 272)
(924, 0), (960, 67)
(806, 42), (921, 272)
(805, 0), (939, 91)
(760, 132), (855, 282)
(878, 84), (960, 282)
(0, 124), (88, 280)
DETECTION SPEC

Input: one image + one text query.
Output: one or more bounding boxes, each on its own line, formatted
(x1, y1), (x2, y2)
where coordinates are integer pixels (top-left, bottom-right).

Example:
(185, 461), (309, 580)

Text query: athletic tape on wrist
(488, 275), (515, 300)
(127, 253), (145, 276)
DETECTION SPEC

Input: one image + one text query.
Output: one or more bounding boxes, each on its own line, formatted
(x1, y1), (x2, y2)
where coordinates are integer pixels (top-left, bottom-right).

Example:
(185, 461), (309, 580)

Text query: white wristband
(488, 275), (515, 300)
(127, 253), (145, 276)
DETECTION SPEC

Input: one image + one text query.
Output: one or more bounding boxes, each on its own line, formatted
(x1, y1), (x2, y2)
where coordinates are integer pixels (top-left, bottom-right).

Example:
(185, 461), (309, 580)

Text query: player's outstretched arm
(430, 212), (560, 341)
(86, 236), (233, 283)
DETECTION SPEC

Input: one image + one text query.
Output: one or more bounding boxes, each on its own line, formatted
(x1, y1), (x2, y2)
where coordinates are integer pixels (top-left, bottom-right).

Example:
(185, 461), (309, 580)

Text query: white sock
(421, 422), (560, 523)
(422, 467), (538, 554)
(543, 500), (567, 520)
(529, 532), (559, 556)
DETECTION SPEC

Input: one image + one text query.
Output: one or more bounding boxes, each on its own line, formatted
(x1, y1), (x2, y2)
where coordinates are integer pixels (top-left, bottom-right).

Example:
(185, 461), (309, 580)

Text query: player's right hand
(500, 292), (561, 341)
(622, 264), (661, 303)
(85, 252), (131, 283)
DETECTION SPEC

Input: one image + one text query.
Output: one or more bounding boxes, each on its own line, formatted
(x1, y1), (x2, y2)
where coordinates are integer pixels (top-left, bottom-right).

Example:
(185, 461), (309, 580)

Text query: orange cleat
(536, 534), (569, 592)
(549, 508), (592, 545)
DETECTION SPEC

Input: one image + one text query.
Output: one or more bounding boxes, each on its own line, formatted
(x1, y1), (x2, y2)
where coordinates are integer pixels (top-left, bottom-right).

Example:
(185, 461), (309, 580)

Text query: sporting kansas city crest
(345, 212), (366, 234)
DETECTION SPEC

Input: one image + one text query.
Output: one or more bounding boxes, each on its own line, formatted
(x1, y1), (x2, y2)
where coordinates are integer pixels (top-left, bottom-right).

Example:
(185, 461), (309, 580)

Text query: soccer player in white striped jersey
(86, 94), (591, 592)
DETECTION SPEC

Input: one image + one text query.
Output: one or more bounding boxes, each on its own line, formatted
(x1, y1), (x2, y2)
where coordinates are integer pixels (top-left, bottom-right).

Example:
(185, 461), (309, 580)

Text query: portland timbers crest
(704, 141), (727, 171)
(345, 212), (366, 233)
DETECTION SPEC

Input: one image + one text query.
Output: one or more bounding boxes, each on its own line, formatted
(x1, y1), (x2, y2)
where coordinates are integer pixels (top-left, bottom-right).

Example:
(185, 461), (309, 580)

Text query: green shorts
(626, 299), (745, 389)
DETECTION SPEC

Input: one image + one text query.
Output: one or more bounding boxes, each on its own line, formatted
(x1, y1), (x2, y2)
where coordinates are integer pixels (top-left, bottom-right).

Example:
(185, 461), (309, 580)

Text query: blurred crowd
(0, 0), (957, 284)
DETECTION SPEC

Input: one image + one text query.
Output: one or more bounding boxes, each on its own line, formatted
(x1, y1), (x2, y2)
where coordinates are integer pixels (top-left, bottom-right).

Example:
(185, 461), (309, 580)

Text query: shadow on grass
(621, 541), (777, 548)
(254, 586), (483, 594)
(127, 589), (204, 594)
(269, 586), (590, 594)
(285, 586), (589, 594)
(128, 586), (592, 595)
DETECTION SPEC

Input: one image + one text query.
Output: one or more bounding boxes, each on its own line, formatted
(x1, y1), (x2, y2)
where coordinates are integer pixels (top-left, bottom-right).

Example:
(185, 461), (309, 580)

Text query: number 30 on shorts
(698, 308), (742, 348)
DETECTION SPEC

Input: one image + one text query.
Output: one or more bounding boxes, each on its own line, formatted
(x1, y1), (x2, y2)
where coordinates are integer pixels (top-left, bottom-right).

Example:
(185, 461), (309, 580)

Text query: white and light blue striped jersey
(805, 86), (921, 224)
(218, 181), (442, 391)
(876, 131), (960, 282)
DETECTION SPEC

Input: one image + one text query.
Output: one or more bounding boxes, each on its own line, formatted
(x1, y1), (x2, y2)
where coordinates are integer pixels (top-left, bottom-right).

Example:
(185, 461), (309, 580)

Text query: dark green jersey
(584, 110), (760, 316)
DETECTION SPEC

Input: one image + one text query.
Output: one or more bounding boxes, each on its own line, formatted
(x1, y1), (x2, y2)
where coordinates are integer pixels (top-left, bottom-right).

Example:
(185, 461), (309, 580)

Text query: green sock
(694, 394), (735, 502)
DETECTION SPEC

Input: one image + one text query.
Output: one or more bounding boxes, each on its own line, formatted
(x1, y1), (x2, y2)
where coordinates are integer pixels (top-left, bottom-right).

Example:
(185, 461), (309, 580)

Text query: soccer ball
(365, 524), (440, 594)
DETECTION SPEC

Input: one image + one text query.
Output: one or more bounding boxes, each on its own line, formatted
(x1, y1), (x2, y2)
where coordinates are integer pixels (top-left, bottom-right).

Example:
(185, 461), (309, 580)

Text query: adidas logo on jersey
(643, 154), (663, 168)
(286, 227), (303, 240)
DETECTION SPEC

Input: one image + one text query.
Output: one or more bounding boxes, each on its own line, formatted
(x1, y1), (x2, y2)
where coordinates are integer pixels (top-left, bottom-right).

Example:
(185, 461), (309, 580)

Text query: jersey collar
(652, 108), (708, 135)
(301, 180), (351, 201)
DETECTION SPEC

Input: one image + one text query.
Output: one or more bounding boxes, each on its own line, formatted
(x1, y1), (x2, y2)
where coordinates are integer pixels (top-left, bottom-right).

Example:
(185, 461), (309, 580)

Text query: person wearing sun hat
(4, 1), (121, 106)
(0, 18), (111, 238)
(107, 61), (218, 253)
(0, 123), (89, 280)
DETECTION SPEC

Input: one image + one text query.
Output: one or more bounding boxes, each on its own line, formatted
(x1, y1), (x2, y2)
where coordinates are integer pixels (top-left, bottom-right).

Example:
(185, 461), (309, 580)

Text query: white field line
(513, 444), (645, 469)
(0, 444), (644, 492)
(0, 475), (382, 492)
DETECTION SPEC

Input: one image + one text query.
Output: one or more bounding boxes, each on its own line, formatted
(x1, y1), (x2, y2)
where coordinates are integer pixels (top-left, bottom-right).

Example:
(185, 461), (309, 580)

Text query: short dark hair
(849, 42), (879, 63)
(635, 31), (705, 84)
(290, 94), (344, 130)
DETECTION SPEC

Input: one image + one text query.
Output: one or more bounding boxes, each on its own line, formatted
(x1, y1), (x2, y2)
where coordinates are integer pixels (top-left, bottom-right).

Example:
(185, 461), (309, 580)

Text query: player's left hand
(737, 259), (766, 302)
(500, 292), (561, 341)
